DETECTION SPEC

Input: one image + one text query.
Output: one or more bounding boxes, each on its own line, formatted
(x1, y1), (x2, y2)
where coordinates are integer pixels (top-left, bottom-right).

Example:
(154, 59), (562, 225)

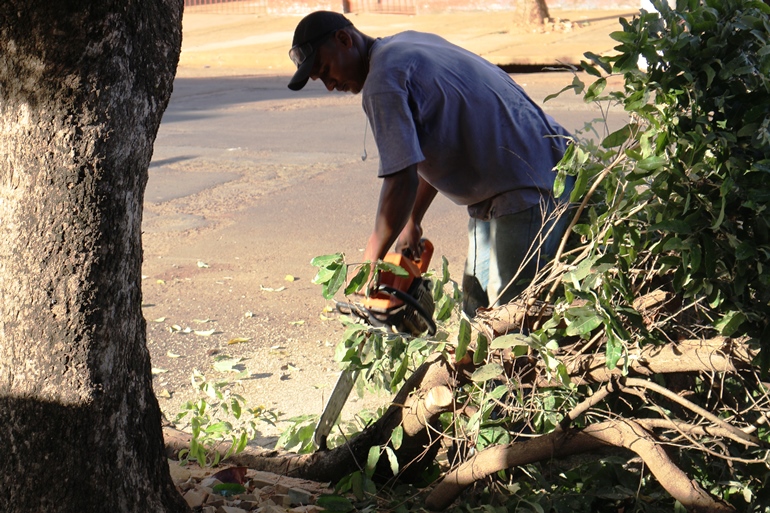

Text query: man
(288, 11), (573, 316)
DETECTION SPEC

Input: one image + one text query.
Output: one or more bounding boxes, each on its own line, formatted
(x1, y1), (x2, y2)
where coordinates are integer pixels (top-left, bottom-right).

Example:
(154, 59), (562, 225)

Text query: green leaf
(636, 155), (667, 172)
(570, 165), (589, 202)
(350, 471), (364, 501)
(365, 446), (380, 478)
(204, 421), (231, 434)
(344, 263), (370, 295)
(456, 317), (471, 361)
(602, 124), (632, 148)
(435, 294), (454, 321)
(384, 446), (400, 476)
(316, 494), (355, 512)
(390, 354), (409, 390)
(714, 311), (746, 336)
(312, 265), (337, 285)
(441, 255), (450, 284)
(235, 431), (248, 453)
(490, 333), (530, 352)
(310, 253), (344, 267)
(230, 398), (242, 419)
(584, 77), (607, 102)
(377, 261), (409, 277)
(474, 332), (489, 365)
(391, 425), (404, 450)
(650, 219), (693, 234)
(605, 332), (624, 370)
(323, 264), (347, 299)
(471, 363), (504, 382)
(610, 30), (637, 44)
(565, 313), (603, 337)
(711, 195), (726, 230)
(544, 75), (585, 102)
(583, 51), (613, 74)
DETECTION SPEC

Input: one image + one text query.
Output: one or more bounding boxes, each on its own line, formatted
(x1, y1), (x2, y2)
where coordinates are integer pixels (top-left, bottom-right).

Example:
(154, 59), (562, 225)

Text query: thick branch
(566, 337), (754, 383)
(519, 337), (756, 387)
(425, 419), (734, 512)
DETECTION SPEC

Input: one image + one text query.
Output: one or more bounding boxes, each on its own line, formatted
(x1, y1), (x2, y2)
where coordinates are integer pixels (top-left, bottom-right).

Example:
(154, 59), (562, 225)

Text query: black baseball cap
(287, 11), (353, 91)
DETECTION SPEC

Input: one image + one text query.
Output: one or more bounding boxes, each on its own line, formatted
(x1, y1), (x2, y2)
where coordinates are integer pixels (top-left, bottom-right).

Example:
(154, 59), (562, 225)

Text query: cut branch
(425, 419), (734, 512)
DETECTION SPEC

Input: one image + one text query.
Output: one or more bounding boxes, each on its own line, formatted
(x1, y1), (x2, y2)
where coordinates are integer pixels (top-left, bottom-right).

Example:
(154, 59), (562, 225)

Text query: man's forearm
(363, 165), (419, 263)
(409, 175), (438, 226)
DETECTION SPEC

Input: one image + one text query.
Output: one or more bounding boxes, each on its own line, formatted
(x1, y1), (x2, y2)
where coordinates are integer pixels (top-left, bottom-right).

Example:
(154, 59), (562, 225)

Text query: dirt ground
(143, 9), (632, 447)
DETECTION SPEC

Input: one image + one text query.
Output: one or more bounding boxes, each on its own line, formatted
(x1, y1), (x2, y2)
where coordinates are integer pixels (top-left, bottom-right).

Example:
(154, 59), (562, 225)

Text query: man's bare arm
(362, 164), (420, 264)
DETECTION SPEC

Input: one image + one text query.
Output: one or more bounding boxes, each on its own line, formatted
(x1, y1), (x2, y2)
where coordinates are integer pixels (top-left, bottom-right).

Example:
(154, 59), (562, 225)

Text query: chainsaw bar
(314, 368), (359, 450)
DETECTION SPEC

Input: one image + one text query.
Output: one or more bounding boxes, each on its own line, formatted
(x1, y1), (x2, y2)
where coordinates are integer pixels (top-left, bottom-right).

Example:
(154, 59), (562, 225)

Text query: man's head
(287, 11), (370, 94)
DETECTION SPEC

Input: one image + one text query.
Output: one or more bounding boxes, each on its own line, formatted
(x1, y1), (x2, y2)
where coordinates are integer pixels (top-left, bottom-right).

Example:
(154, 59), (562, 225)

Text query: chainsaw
(337, 238), (437, 337)
(314, 239), (437, 450)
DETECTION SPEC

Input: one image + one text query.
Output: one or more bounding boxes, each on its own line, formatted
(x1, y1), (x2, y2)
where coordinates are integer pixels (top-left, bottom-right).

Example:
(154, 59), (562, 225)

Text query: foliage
(174, 367), (277, 466)
(284, 1), (770, 511)
(311, 253), (461, 402)
(549, 0), (770, 359)
(278, 254), (463, 453)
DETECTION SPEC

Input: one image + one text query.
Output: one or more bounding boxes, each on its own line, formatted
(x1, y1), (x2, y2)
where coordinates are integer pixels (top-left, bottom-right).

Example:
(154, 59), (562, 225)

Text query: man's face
(309, 31), (366, 94)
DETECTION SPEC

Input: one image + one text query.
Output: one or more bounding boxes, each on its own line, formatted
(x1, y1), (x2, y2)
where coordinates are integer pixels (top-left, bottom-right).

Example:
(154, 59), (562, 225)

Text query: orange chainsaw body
(363, 240), (433, 313)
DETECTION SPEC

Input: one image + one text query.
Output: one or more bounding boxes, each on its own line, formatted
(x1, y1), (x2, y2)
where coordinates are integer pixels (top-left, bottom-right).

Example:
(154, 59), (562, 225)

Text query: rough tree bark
(512, 0), (550, 26)
(0, 1), (186, 512)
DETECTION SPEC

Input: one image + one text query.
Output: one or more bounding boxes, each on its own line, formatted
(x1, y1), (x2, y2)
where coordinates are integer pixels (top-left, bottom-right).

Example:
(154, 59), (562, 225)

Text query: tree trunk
(0, 1), (186, 512)
(513, 0), (550, 26)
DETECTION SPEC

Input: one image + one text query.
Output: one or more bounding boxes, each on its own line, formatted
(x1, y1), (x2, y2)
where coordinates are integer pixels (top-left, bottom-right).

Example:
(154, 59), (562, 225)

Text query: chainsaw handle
(415, 239), (433, 273)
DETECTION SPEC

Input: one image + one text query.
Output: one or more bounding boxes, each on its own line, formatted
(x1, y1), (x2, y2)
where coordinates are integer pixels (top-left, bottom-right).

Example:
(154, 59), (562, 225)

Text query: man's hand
(396, 220), (424, 259)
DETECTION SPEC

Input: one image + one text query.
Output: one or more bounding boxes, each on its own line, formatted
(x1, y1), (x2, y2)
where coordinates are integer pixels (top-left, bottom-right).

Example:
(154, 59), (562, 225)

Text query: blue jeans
(462, 187), (573, 316)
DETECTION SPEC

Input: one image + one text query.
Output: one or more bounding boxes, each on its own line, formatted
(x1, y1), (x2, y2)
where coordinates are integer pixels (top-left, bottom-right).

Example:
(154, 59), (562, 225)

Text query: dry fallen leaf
(194, 329), (216, 337)
(197, 261), (209, 268)
(260, 285), (286, 292)
(151, 367), (169, 375)
(227, 337), (250, 345)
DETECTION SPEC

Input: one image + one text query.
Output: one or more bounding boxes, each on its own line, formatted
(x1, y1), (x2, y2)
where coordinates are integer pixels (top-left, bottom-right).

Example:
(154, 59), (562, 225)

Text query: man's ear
(335, 28), (354, 49)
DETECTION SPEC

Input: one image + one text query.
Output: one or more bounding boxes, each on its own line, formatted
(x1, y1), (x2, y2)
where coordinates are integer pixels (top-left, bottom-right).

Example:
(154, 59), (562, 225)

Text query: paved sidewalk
(177, 8), (638, 78)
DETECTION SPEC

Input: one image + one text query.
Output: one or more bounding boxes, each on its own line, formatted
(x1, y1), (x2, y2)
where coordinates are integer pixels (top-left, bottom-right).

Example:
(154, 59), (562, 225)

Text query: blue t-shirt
(362, 31), (571, 218)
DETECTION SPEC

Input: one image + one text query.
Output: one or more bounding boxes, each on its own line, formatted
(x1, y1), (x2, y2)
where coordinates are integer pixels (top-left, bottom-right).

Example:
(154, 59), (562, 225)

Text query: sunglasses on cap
(288, 30), (337, 69)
